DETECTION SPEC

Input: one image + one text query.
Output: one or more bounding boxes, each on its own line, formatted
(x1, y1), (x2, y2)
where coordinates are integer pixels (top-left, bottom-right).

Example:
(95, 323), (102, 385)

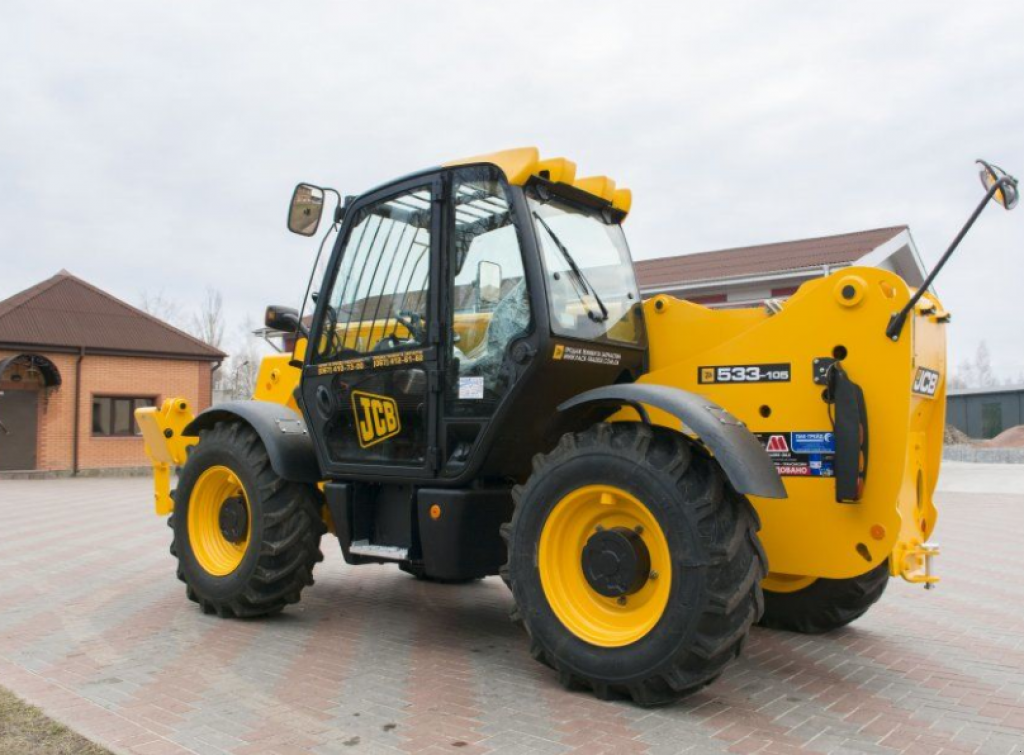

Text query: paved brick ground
(1, 470), (1023, 755)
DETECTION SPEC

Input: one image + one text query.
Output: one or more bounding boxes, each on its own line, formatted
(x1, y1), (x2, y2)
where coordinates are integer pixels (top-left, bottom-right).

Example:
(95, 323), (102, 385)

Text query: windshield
(529, 197), (644, 346)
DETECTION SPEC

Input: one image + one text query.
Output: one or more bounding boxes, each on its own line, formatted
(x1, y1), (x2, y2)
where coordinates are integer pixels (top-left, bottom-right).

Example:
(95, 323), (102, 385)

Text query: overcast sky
(2, 1), (1022, 376)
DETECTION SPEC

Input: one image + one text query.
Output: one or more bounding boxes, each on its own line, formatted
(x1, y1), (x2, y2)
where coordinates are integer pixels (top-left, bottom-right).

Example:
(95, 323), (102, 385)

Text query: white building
(634, 226), (927, 308)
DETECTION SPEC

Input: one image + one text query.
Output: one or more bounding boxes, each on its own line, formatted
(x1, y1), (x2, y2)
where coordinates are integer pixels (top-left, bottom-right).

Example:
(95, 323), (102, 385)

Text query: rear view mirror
(265, 304), (301, 333)
(978, 160), (1019, 210)
(288, 184), (326, 235)
(477, 261), (502, 310)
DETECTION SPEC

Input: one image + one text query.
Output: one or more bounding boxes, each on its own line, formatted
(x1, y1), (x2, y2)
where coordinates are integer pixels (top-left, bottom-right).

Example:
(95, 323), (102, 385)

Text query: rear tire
(503, 423), (766, 706)
(170, 421), (325, 618)
(759, 561), (889, 634)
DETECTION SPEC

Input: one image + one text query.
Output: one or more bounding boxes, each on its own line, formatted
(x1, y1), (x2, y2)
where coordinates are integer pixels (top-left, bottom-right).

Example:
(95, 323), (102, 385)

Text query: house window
(92, 396), (156, 437)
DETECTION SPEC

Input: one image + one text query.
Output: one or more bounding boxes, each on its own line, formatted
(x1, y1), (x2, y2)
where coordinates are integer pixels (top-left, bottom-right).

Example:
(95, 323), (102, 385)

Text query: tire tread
(503, 422), (767, 706)
(172, 421), (325, 619)
(759, 560), (889, 634)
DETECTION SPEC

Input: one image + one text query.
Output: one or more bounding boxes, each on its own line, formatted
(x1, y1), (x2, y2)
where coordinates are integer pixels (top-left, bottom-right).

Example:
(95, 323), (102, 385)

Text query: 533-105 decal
(699, 363), (791, 385)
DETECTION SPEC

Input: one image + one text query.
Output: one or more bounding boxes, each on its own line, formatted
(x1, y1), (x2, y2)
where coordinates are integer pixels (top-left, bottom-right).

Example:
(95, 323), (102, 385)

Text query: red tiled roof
(0, 271), (225, 360)
(634, 226), (907, 289)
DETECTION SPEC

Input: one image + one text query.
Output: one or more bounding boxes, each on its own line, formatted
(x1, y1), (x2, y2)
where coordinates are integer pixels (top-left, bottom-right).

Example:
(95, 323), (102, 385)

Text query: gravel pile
(944, 425), (976, 445)
(978, 425), (1024, 448)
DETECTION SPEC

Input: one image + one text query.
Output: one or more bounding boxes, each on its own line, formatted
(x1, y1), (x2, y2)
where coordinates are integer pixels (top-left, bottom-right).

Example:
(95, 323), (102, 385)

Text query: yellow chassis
(138, 266), (944, 587)
(621, 266), (944, 586)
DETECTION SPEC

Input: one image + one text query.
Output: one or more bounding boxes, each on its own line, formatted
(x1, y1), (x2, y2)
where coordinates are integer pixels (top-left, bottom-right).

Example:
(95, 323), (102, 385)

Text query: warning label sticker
(458, 376), (484, 399)
(790, 431), (835, 454)
(552, 344), (622, 366)
(756, 431), (835, 477)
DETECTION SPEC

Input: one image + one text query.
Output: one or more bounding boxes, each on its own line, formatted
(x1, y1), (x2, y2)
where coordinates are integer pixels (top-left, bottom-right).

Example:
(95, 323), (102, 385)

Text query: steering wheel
(321, 304), (361, 359)
(373, 334), (402, 352)
(395, 310), (426, 343)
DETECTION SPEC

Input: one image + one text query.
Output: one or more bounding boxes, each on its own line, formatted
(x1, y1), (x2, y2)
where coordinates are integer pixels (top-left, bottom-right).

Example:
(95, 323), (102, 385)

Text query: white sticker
(458, 376), (484, 399)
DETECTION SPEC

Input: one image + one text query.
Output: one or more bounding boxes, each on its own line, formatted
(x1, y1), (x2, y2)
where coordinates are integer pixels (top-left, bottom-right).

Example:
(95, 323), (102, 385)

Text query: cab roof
(444, 147), (632, 215)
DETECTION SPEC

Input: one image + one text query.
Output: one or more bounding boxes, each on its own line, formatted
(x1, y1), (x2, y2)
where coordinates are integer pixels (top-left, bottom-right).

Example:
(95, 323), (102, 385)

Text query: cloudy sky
(2, 1), (1022, 376)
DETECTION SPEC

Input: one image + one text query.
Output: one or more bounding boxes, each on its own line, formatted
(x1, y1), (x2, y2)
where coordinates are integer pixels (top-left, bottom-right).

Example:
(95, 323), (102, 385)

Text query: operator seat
(458, 281), (530, 388)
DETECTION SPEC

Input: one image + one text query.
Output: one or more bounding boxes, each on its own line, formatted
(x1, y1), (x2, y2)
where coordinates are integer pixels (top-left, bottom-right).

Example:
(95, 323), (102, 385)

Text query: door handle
(315, 385), (336, 420)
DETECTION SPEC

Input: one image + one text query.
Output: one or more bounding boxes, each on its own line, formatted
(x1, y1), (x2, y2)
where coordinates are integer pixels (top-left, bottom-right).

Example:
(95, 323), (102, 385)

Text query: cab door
(301, 175), (442, 480)
(439, 166), (535, 474)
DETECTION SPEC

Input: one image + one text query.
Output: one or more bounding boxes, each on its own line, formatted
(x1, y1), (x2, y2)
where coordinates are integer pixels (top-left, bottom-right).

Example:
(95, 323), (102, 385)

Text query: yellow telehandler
(138, 149), (1017, 705)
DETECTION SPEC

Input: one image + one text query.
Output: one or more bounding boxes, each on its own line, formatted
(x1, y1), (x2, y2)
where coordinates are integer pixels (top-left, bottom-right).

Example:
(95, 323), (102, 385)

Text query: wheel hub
(218, 496), (249, 544)
(581, 526), (651, 597)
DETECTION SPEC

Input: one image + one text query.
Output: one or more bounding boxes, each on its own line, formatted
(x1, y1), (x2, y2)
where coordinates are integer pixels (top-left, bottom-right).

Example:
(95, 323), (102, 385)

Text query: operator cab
(288, 149), (647, 487)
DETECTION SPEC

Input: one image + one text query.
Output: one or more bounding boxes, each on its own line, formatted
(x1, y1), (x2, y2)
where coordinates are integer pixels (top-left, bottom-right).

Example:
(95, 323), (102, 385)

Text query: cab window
(447, 169), (531, 416)
(529, 196), (644, 347)
(317, 187), (432, 360)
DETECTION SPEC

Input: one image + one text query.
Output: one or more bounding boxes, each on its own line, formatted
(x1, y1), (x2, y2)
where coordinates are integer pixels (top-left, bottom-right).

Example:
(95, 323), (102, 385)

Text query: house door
(0, 389), (38, 471)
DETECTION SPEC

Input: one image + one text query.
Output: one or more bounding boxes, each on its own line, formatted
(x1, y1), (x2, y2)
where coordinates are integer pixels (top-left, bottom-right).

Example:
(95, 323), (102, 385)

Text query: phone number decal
(698, 363), (791, 385)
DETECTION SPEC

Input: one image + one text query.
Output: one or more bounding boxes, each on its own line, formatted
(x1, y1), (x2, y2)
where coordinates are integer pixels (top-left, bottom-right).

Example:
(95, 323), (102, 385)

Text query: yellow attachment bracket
(136, 398), (197, 516)
(893, 541), (941, 588)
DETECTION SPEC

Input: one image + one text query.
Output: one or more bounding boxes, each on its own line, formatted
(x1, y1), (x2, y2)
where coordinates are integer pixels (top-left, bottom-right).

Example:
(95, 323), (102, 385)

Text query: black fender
(558, 384), (787, 499)
(183, 401), (321, 484)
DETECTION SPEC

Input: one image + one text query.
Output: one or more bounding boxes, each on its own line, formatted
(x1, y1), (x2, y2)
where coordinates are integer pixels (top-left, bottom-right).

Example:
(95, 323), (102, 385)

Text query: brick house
(0, 271), (224, 475)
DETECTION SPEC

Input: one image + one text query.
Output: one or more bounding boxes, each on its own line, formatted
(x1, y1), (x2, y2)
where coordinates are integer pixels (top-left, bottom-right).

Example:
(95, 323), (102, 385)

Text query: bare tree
(951, 340), (1000, 389)
(947, 367), (969, 389)
(223, 318), (264, 400)
(974, 340), (997, 388)
(139, 289), (184, 328)
(189, 288), (226, 351)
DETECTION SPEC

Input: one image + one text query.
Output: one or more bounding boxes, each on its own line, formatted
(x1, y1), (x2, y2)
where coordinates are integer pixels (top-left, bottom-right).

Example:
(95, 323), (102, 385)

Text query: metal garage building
(946, 385), (1024, 440)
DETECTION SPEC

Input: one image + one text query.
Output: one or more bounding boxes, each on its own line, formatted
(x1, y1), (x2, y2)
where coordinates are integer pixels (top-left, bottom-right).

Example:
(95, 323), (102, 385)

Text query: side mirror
(287, 183), (326, 235)
(477, 261), (502, 310)
(265, 305), (301, 333)
(978, 160), (1019, 210)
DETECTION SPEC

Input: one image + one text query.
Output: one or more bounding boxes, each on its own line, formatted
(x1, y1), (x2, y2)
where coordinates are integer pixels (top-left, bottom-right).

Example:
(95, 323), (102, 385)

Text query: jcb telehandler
(138, 149), (1018, 705)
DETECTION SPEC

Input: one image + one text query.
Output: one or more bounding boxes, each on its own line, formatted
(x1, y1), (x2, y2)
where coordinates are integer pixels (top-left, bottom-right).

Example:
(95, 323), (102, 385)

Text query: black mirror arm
(885, 176), (1016, 342)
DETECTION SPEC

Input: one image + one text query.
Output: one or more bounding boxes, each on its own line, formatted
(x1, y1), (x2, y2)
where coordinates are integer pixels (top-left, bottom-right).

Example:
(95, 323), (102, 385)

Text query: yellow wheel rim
(762, 572), (817, 594)
(187, 465), (251, 577)
(538, 485), (672, 647)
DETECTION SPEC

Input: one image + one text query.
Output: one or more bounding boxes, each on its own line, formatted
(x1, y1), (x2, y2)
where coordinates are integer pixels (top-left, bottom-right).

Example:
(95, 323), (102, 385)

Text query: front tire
(170, 421), (325, 618)
(503, 423), (766, 706)
(759, 561), (889, 634)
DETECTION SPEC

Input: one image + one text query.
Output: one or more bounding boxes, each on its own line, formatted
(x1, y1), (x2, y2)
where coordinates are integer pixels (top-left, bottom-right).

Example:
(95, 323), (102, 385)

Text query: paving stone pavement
(1, 472), (1023, 755)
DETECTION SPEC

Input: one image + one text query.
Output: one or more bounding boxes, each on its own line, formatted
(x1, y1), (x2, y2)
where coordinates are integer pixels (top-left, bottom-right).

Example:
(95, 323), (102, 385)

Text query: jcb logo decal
(351, 391), (400, 447)
(912, 367), (940, 398)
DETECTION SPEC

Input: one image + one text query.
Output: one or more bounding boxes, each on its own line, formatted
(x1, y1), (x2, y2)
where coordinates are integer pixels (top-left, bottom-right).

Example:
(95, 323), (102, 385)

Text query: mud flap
(558, 383), (787, 499)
